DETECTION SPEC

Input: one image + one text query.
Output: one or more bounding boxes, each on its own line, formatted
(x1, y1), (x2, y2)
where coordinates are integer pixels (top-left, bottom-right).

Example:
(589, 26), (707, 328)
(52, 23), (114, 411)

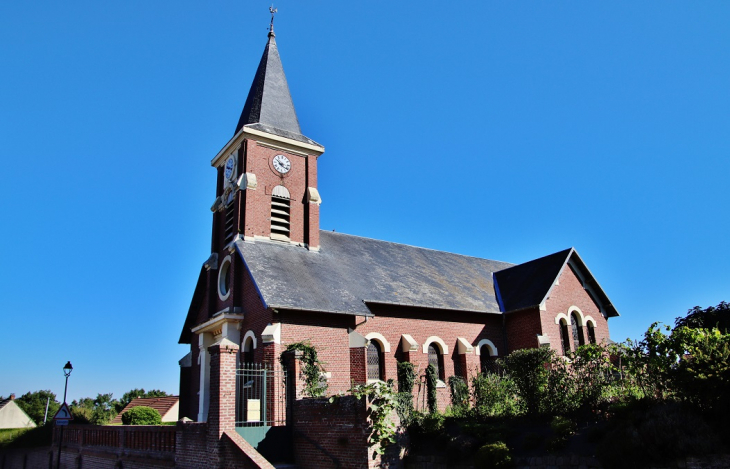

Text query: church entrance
(235, 363), (293, 463)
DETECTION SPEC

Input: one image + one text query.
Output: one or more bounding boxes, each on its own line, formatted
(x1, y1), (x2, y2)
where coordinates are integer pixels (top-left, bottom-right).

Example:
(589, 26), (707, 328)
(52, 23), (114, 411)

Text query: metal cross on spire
(269, 5), (277, 34)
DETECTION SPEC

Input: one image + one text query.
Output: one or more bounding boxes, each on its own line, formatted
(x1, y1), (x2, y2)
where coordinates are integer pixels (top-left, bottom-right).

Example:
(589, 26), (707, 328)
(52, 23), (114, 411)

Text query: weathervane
(269, 5), (277, 34)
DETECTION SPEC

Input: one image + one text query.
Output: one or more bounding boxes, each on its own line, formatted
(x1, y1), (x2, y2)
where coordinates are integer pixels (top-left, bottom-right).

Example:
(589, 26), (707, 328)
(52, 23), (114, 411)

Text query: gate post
(208, 338), (239, 465)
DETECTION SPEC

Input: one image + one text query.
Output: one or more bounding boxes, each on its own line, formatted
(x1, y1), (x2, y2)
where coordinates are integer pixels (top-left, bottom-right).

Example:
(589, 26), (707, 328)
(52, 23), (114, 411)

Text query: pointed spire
(235, 11), (315, 145)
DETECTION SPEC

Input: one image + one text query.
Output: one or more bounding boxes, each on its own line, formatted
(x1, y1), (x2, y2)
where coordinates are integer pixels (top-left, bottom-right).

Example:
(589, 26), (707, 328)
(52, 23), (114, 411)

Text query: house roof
(236, 231), (514, 317)
(0, 397), (13, 411)
(234, 31), (318, 146)
(111, 396), (179, 424)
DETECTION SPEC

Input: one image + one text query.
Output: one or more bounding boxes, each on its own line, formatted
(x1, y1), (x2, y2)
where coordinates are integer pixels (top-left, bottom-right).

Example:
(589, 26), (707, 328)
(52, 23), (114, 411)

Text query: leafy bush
(425, 364), (438, 413)
(596, 403), (719, 468)
(448, 376), (469, 416)
(342, 380), (398, 455)
(471, 372), (521, 417)
(502, 347), (552, 415)
(473, 441), (513, 469)
(121, 406), (162, 425)
(15, 390), (59, 425)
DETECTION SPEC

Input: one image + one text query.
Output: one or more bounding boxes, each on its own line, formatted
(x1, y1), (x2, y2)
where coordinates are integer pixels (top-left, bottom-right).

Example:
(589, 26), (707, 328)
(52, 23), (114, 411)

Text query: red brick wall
(505, 308), (542, 353)
(238, 139), (317, 246)
(292, 397), (373, 469)
(350, 346), (366, 385)
(541, 265), (611, 355)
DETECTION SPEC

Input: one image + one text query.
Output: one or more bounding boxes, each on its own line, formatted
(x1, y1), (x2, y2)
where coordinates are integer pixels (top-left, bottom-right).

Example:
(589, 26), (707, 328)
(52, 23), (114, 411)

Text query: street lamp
(62, 362), (73, 404)
(56, 361), (73, 469)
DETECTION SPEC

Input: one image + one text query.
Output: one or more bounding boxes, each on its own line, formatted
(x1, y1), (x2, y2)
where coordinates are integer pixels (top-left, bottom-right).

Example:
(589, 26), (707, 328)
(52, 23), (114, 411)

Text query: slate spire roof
(235, 29), (318, 145)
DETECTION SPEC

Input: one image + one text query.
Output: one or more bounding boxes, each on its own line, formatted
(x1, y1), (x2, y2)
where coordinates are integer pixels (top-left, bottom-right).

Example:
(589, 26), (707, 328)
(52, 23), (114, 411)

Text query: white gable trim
(584, 315), (597, 327)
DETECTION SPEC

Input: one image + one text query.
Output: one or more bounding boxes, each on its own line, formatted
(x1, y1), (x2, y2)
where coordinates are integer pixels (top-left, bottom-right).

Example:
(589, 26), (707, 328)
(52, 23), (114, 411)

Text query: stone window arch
(367, 341), (384, 381)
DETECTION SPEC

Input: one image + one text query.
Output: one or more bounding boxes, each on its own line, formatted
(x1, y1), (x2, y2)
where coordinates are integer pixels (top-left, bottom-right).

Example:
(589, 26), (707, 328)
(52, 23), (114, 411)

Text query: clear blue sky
(1, 1), (728, 403)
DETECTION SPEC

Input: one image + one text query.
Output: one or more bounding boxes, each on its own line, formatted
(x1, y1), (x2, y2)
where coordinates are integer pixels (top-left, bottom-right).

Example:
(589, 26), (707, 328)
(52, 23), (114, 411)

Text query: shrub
(282, 342), (328, 398)
(473, 441), (513, 469)
(502, 348), (552, 415)
(448, 376), (469, 416)
(596, 402), (719, 468)
(425, 364), (438, 413)
(471, 372), (521, 417)
(121, 406), (162, 425)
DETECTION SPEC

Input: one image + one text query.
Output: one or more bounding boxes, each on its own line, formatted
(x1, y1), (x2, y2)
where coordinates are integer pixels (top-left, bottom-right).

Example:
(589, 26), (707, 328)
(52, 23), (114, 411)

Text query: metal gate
(235, 363), (290, 458)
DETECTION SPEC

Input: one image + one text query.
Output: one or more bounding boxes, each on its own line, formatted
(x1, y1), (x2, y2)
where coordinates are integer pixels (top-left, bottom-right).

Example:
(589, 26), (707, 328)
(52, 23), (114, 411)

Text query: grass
(0, 428), (33, 448)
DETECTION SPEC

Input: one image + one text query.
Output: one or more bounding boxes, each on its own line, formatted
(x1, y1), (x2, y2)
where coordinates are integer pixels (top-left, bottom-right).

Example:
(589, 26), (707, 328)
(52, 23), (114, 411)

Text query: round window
(218, 256), (232, 300)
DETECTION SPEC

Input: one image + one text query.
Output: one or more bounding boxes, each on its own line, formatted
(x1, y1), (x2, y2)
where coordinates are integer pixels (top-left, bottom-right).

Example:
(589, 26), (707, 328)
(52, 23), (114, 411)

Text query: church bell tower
(209, 20), (324, 254)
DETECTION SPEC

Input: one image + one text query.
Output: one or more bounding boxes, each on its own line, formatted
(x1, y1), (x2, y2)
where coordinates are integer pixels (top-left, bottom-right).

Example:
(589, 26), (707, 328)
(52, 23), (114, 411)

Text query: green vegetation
(15, 390), (59, 425)
(401, 301), (730, 468)
(121, 406), (162, 425)
(282, 341), (328, 397)
(425, 364), (438, 413)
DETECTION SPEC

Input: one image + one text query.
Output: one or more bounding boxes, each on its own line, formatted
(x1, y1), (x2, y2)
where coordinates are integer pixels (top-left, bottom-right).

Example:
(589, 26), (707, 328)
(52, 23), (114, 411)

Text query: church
(177, 21), (619, 424)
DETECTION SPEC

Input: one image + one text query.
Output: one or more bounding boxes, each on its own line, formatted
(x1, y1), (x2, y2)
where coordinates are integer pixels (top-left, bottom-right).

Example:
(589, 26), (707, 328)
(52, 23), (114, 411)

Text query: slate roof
(494, 249), (573, 312)
(234, 31), (319, 146)
(0, 397), (12, 410)
(111, 396), (179, 424)
(236, 231), (514, 317)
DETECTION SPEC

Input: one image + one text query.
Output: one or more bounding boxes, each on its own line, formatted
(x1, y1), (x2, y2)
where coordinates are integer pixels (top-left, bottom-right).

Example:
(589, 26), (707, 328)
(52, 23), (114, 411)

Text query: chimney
(10, 394), (15, 400)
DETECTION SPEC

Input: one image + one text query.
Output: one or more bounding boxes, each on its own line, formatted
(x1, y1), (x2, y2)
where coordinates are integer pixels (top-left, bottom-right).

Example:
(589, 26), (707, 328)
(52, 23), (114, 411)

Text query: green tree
(675, 301), (730, 333)
(71, 394), (119, 425)
(116, 389), (170, 413)
(15, 390), (60, 425)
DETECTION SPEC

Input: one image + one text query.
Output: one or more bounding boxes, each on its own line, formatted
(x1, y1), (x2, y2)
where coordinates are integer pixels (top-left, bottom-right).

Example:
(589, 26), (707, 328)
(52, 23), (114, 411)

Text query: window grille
(571, 313), (585, 347)
(367, 341), (382, 381)
(560, 320), (571, 356)
(587, 323), (596, 344)
(428, 344), (443, 380)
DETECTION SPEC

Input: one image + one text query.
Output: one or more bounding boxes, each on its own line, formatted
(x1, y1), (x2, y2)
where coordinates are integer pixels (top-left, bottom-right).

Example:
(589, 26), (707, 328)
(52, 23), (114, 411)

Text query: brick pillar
(207, 339), (239, 466)
(350, 346), (367, 385)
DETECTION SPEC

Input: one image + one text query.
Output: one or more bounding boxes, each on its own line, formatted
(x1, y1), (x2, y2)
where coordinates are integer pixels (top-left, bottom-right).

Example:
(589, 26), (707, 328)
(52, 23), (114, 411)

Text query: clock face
(224, 155), (236, 180)
(272, 154), (291, 174)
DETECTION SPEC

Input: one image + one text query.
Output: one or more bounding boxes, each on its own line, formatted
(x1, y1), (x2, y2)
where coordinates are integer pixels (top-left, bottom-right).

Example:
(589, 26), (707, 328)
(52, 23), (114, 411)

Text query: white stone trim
(349, 329), (368, 348)
(261, 323), (281, 344)
(218, 255), (232, 301)
(567, 306), (585, 326)
(272, 185), (290, 199)
(475, 339), (498, 356)
(555, 313), (570, 325)
(422, 336), (448, 355)
(191, 313), (244, 344)
(365, 332), (391, 353)
(242, 330), (257, 351)
(584, 316), (597, 327)
(211, 126), (324, 168)
(400, 334), (419, 352)
(456, 337), (474, 355)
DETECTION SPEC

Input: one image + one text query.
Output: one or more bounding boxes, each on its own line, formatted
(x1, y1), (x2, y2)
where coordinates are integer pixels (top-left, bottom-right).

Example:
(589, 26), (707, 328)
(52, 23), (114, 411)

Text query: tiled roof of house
(111, 396), (179, 424)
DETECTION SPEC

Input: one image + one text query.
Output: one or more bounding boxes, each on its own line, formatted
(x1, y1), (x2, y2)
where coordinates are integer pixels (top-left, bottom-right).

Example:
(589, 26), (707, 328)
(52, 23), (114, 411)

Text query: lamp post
(62, 362), (73, 404)
(56, 361), (73, 469)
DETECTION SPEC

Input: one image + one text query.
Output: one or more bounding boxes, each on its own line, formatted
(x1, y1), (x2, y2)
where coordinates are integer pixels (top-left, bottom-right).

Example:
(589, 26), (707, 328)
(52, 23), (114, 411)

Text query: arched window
(271, 186), (291, 241)
(480, 344), (492, 374)
(427, 344), (444, 381)
(587, 322), (596, 344)
(571, 312), (585, 347)
(367, 341), (383, 381)
(242, 336), (254, 365)
(559, 319), (571, 356)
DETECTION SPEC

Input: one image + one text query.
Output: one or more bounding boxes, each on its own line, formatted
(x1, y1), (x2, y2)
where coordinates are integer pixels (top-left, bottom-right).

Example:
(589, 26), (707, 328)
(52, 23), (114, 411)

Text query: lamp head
(63, 361), (73, 377)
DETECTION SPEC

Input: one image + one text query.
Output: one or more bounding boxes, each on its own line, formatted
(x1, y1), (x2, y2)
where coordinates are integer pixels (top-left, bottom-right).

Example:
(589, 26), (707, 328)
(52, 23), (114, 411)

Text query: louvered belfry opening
(270, 186), (291, 240)
(224, 197), (236, 244)
(367, 341), (382, 381)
